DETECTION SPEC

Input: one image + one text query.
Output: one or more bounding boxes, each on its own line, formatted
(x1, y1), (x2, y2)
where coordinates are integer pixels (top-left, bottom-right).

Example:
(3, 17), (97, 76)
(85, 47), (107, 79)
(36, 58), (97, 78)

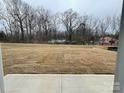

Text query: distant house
(99, 36), (118, 45)
(48, 39), (66, 44)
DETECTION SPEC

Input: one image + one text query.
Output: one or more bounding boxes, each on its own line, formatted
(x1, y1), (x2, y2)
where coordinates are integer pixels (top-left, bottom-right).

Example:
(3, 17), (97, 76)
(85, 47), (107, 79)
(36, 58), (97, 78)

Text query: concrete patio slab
(4, 74), (114, 93)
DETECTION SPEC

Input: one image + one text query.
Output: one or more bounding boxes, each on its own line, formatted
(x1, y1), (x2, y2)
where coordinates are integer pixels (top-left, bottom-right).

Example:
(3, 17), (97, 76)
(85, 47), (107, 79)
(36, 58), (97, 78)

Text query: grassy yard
(1, 43), (117, 75)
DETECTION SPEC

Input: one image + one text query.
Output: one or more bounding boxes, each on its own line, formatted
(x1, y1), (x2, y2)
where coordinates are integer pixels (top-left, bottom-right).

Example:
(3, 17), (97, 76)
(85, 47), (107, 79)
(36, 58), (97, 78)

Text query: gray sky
(23, 0), (123, 18)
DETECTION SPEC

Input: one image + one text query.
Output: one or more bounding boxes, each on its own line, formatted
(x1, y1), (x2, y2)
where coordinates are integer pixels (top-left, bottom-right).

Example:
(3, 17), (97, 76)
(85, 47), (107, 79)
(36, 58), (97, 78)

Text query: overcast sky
(22, 0), (123, 18)
(0, 0), (123, 18)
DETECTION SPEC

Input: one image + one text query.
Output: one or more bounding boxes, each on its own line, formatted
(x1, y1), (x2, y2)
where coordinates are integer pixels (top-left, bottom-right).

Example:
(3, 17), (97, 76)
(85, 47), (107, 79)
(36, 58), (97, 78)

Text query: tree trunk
(29, 22), (32, 40)
(19, 19), (24, 41)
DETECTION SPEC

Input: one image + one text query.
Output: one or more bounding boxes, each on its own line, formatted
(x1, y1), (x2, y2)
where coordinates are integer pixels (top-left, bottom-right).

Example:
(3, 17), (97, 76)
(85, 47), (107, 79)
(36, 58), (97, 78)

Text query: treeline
(0, 0), (121, 43)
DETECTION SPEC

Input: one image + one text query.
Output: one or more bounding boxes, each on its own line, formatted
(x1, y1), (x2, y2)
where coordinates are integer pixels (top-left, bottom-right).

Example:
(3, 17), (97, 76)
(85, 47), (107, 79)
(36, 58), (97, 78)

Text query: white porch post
(0, 47), (5, 93)
(113, 0), (124, 93)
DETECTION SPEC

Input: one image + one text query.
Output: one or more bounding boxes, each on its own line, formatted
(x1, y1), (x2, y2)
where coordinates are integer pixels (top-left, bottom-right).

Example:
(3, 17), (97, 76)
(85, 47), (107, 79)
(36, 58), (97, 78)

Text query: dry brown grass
(1, 43), (117, 75)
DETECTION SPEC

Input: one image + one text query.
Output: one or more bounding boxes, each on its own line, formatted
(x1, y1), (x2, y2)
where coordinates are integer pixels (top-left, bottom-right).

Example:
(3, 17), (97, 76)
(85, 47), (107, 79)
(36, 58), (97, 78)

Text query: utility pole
(113, 0), (124, 93)
(0, 46), (5, 93)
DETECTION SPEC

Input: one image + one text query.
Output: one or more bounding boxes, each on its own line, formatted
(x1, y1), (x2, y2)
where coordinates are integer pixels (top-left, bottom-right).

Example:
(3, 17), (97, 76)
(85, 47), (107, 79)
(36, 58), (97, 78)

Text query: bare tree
(61, 9), (81, 41)
(99, 17), (111, 36)
(50, 13), (60, 39)
(23, 3), (37, 41)
(0, 0), (120, 44)
(36, 7), (51, 41)
(0, 3), (2, 19)
(111, 16), (120, 38)
(4, 0), (27, 41)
